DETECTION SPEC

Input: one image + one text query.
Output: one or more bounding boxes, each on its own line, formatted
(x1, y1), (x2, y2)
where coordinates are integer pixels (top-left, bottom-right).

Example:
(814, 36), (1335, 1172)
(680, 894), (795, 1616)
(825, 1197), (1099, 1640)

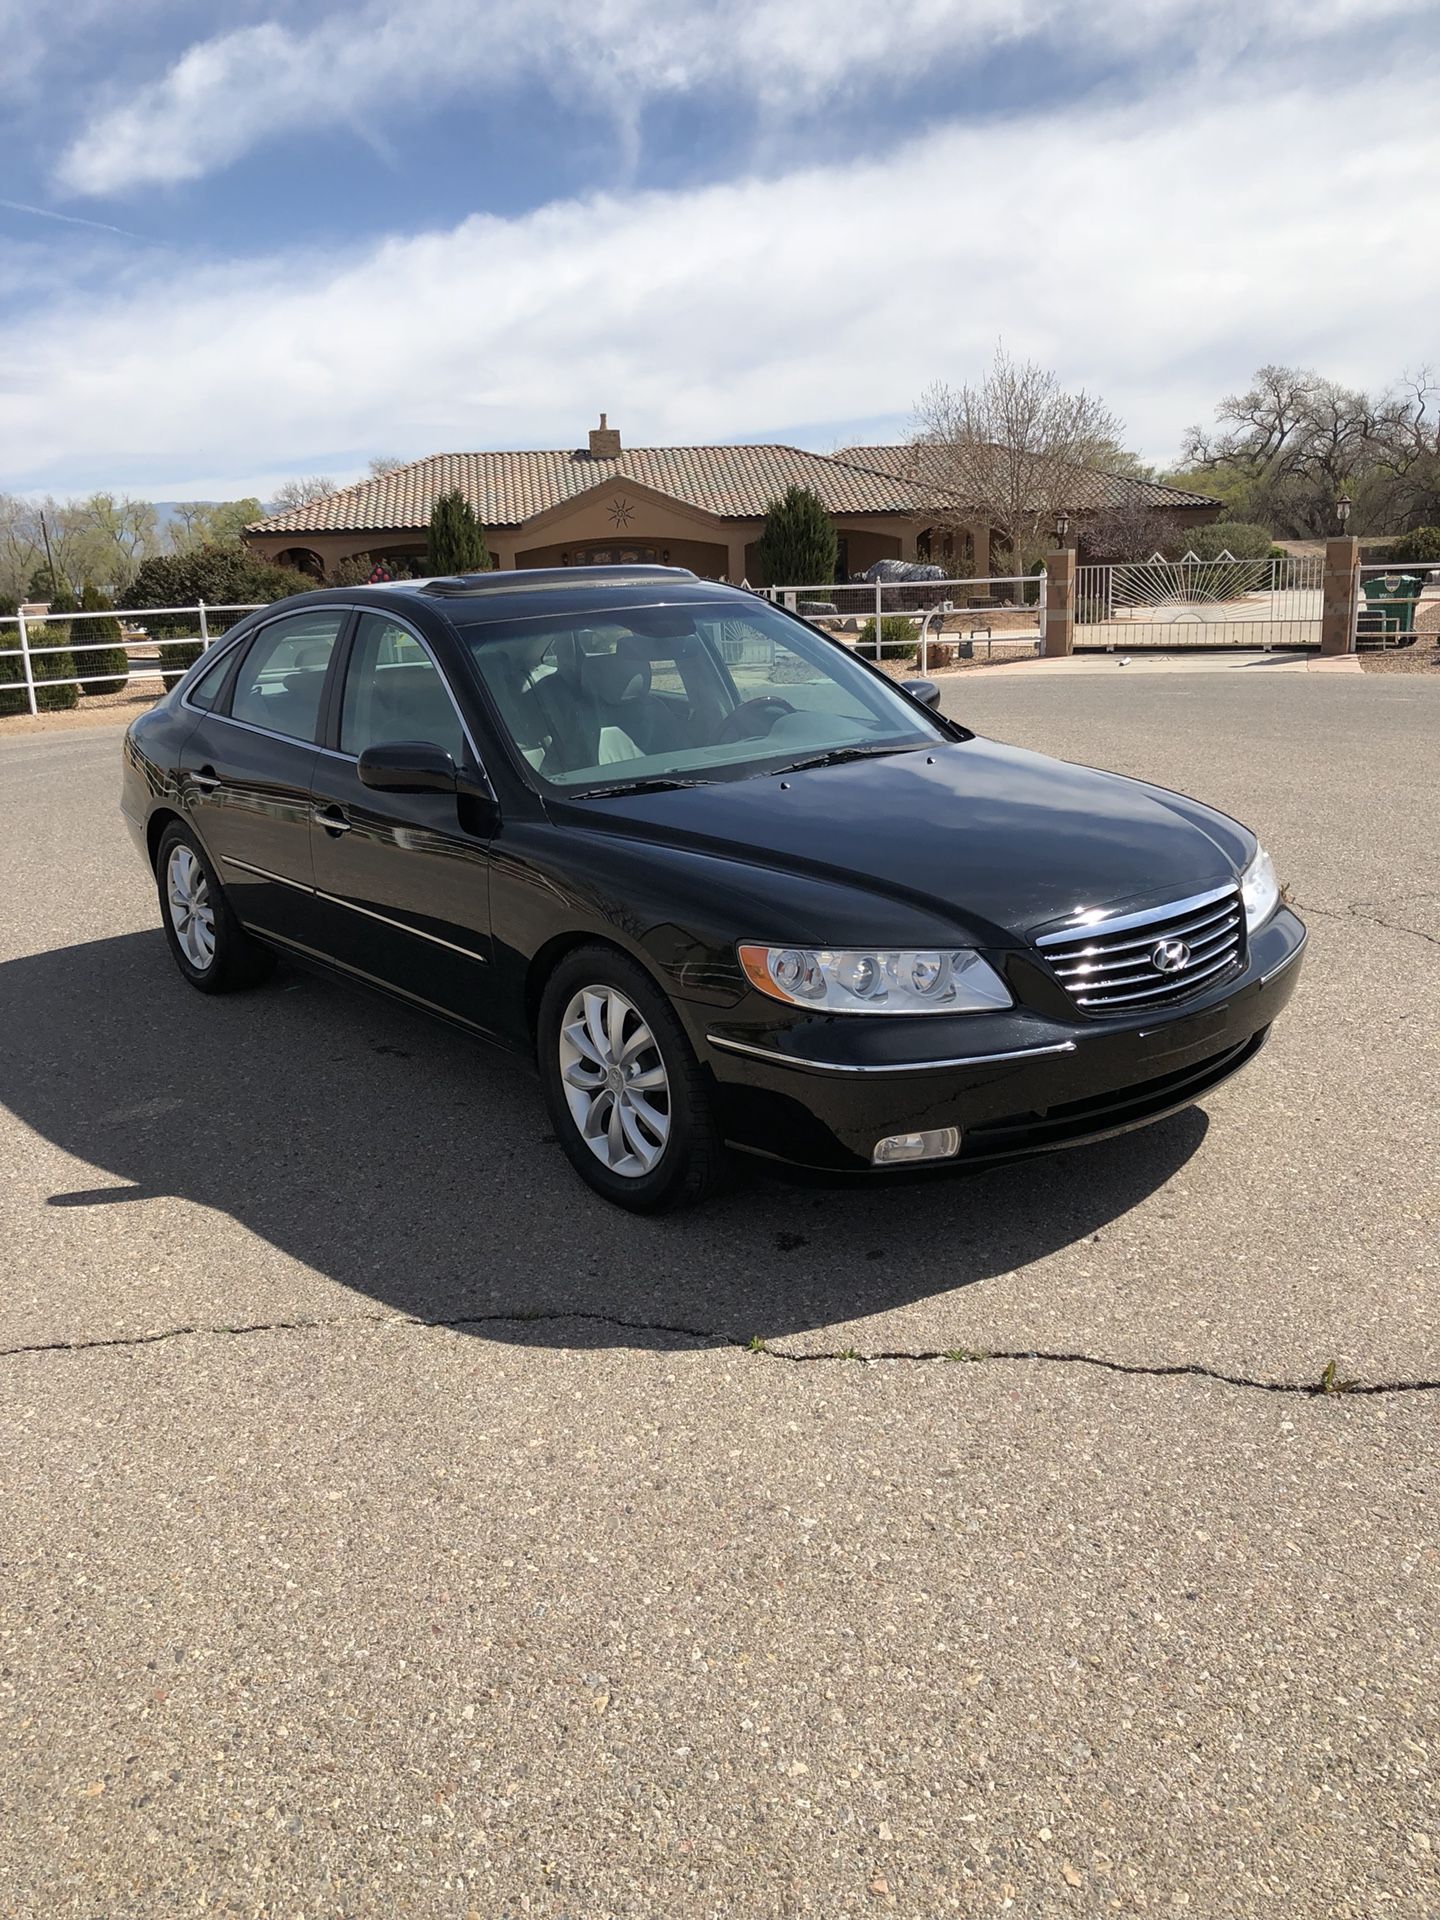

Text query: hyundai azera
(122, 566), (1306, 1209)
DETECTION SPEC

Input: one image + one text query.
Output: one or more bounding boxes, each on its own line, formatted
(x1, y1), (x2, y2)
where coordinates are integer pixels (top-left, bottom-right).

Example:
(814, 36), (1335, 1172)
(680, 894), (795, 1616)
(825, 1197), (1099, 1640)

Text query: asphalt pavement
(1, 674), (1436, 1918)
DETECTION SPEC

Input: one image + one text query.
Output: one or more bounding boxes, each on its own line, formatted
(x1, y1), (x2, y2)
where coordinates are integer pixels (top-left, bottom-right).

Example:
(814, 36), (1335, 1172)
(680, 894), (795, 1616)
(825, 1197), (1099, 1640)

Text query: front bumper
(698, 907), (1306, 1173)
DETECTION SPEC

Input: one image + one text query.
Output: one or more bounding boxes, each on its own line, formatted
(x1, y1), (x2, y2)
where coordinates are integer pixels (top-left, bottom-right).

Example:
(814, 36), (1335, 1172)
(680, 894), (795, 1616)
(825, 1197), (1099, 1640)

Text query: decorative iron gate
(1074, 553), (1323, 649)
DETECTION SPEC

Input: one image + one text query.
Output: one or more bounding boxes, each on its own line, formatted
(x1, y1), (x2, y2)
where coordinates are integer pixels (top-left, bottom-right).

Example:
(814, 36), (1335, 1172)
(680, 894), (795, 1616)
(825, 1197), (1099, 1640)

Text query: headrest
(584, 641), (651, 705)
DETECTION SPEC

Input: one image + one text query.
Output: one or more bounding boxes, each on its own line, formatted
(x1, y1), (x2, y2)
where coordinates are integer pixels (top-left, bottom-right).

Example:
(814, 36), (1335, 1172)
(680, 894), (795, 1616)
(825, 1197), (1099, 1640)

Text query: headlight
(738, 944), (1012, 1014)
(1240, 845), (1280, 933)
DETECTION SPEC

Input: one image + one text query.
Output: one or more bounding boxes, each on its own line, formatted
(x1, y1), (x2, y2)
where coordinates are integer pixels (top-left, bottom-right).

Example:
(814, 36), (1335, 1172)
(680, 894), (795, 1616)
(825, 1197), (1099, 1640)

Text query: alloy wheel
(166, 844), (216, 972)
(557, 984), (672, 1177)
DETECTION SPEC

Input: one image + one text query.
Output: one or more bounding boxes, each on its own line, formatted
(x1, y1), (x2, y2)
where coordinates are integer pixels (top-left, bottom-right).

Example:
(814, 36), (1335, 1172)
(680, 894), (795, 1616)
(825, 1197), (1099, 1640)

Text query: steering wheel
(714, 694), (796, 744)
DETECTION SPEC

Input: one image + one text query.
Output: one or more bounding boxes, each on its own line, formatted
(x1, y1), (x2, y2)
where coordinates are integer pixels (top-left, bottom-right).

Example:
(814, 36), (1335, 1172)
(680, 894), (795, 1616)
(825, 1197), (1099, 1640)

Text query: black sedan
(121, 565), (1306, 1210)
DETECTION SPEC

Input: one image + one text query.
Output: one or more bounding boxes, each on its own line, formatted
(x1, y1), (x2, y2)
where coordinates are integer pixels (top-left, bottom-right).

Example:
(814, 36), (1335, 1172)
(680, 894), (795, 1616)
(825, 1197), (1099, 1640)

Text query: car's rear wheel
(538, 945), (726, 1211)
(155, 821), (274, 994)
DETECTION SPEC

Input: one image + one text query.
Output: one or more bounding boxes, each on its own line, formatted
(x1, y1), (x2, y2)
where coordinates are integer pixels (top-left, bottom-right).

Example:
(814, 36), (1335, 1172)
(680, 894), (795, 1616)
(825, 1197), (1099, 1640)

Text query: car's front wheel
(155, 821), (275, 994)
(537, 945), (726, 1211)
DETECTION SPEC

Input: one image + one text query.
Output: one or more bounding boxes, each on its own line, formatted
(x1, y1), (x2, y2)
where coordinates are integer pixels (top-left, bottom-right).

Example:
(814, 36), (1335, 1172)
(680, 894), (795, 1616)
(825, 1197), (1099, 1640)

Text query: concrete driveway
(1, 675), (1436, 1918)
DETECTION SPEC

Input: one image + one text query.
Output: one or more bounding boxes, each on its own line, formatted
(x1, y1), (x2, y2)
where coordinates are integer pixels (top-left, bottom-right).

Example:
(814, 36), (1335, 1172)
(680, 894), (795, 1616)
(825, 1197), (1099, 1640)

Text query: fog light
(872, 1126), (962, 1166)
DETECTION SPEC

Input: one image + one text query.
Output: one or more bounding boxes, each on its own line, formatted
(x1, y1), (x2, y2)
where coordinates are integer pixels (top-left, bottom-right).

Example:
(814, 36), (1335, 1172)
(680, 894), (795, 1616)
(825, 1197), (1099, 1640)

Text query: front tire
(537, 945), (726, 1212)
(155, 822), (274, 994)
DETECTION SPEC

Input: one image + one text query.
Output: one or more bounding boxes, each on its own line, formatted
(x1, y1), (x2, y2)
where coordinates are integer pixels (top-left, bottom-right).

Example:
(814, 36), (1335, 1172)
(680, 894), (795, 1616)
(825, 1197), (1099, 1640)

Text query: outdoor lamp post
(1336, 493), (1352, 532)
(1055, 510), (1070, 548)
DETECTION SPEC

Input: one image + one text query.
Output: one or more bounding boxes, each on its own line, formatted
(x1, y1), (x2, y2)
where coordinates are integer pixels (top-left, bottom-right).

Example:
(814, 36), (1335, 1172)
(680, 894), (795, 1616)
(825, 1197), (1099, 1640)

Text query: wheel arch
(146, 805), (186, 871)
(524, 930), (669, 1048)
(146, 805), (218, 875)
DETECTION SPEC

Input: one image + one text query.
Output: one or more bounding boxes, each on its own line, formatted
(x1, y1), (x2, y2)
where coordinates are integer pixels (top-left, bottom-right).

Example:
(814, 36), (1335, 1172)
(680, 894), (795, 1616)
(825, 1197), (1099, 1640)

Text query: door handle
(315, 806), (352, 835)
(190, 767), (220, 793)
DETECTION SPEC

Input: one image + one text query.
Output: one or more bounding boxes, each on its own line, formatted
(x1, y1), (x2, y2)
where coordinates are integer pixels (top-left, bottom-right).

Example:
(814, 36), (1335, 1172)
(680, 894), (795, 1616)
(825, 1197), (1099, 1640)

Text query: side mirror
(900, 677), (941, 711)
(357, 741), (458, 794)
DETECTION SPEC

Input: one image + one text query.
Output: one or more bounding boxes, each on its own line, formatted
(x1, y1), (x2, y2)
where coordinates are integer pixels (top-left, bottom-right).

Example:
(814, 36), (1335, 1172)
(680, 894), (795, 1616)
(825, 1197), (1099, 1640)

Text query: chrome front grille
(1036, 884), (1245, 1013)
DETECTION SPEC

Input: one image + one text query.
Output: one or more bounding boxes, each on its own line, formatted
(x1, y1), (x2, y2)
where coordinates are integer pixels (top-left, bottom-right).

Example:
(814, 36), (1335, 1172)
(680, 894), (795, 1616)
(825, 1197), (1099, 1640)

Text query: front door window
(339, 613), (466, 762)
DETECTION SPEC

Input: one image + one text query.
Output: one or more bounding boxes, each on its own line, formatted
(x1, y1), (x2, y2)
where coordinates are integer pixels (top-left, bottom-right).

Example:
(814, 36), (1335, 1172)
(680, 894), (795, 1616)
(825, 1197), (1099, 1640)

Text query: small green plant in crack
(747, 1334), (768, 1353)
(836, 1347), (864, 1361)
(1317, 1359), (1358, 1395)
(943, 1347), (988, 1363)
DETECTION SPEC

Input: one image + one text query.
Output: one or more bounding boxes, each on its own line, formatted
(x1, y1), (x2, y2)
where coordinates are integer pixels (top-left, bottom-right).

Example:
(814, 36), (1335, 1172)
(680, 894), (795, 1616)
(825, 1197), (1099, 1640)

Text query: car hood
(569, 737), (1251, 944)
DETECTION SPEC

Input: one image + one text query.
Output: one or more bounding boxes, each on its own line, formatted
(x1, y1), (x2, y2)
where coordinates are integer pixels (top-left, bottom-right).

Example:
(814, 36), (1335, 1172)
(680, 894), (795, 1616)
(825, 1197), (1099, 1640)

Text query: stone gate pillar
(1320, 536), (1359, 655)
(1043, 547), (1075, 657)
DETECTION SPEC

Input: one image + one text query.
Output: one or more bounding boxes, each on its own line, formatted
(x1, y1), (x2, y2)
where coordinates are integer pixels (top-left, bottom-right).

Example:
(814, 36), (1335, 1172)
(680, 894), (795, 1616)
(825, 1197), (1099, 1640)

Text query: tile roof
(248, 444), (928, 535)
(835, 445), (1221, 512)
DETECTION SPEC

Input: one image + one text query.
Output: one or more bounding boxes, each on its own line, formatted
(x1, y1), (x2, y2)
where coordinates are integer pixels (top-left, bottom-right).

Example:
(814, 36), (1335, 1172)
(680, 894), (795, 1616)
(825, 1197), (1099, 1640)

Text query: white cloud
(55, 0), (1432, 197)
(10, 68), (1439, 494)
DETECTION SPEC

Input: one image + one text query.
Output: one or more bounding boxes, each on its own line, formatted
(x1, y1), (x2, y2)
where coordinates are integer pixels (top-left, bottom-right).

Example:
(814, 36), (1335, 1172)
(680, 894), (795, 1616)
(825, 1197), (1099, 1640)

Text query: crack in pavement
(3, 1308), (1437, 1399)
(1292, 895), (1440, 950)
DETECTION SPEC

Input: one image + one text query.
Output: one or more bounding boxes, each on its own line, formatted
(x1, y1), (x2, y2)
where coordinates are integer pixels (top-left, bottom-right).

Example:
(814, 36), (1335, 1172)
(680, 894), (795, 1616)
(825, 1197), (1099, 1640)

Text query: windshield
(455, 597), (947, 793)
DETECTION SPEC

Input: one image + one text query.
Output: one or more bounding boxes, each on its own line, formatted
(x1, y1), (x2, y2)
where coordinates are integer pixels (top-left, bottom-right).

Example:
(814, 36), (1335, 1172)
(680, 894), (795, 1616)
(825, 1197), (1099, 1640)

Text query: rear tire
(537, 944), (727, 1212)
(155, 821), (275, 995)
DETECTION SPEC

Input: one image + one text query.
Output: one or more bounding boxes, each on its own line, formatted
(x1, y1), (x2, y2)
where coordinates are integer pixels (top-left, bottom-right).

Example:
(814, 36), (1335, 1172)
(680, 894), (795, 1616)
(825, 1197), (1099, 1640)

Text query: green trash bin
(1358, 572), (1424, 647)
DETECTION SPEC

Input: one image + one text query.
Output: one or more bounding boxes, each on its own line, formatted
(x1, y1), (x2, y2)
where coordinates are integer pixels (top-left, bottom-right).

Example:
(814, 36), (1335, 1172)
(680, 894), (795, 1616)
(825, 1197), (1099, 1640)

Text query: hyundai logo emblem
(1151, 937), (1191, 974)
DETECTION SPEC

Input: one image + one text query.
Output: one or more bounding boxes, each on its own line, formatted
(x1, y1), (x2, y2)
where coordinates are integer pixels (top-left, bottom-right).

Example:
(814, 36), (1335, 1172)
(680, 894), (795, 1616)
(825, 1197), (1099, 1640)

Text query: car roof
(345, 566), (764, 631)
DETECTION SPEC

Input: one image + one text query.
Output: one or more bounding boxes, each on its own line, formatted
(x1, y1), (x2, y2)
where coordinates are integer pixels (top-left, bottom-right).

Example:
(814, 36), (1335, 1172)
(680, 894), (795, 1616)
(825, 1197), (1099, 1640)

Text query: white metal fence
(0, 600), (261, 716)
(9, 557), (1427, 719)
(1074, 553), (1323, 649)
(760, 572), (1048, 674)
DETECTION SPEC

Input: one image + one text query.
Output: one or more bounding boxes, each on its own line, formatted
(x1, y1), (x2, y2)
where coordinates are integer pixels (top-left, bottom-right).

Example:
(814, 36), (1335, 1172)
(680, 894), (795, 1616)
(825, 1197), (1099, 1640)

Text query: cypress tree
(426, 489), (491, 575)
(1, 580), (79, 712)
(756, 485), (839, 588)
(77, 581), (132, 697)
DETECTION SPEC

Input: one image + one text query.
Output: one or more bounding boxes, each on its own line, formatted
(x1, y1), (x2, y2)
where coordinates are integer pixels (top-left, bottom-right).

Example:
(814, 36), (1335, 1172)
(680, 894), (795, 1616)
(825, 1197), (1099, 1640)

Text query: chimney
(588, 412), (621, 459)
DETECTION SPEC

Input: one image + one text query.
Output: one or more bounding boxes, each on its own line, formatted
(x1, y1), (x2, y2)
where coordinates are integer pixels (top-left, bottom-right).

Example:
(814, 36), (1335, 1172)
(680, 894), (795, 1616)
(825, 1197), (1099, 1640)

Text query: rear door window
(230, 610), (345, 743)
(186, 645), (238, 712)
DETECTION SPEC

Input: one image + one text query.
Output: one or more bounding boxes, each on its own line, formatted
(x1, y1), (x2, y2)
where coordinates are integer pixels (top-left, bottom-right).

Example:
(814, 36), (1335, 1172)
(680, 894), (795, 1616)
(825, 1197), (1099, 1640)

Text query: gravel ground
(1357, 601), (1440, 674)
(0, 677), (168, 732)
(1, 678), (1436, 1919)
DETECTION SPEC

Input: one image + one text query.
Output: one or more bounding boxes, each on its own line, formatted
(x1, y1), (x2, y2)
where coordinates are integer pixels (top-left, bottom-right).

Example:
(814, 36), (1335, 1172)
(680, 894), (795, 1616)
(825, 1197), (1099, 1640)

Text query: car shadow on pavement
(1, 933), (1208, 1347)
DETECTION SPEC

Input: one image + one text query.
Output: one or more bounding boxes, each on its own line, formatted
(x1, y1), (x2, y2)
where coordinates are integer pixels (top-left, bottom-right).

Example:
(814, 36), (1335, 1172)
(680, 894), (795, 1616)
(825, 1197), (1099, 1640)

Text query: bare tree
(1362, 367), (1440, 530)
(168, 498), (265, 551)
(1074, 493), (1174, 567)
(269, 475), (338, 513)
(0, 494), (46, 602)
(910, 347), (1125, 587)
(167, 502), (213, 549)
(0, 492), (159, 600)
(1182, 366), (1373, 535)
(71, 493), (158, 578)
(366, 455), (406, 478)
(1179, 364), (1440, 535)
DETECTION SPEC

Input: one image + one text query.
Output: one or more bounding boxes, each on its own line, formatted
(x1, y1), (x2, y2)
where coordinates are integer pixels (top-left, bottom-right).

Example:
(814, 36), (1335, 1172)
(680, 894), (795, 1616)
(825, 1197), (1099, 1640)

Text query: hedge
(856, 614), (919, 659)
(77, 582), (131, 696)
(128, 545), (316, 683)
(1381, 526), (1440, 566)
(0, 617), (79, 714)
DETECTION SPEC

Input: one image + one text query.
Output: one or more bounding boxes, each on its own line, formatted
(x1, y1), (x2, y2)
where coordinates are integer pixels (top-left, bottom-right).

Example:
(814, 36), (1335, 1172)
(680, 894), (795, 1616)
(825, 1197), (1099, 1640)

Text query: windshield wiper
(766, 744), (922, 777)
(575, 775), (713, 799)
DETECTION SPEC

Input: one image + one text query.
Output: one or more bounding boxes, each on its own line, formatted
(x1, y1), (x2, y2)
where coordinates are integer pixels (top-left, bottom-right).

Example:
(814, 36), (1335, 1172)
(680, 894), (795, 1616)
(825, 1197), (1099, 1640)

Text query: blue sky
(3, 0), (1438, 500)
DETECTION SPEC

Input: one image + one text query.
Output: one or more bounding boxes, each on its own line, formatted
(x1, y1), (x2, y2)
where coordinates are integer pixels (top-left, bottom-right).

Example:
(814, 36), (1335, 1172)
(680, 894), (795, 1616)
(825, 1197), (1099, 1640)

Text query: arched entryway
(273, 546), (325, 581)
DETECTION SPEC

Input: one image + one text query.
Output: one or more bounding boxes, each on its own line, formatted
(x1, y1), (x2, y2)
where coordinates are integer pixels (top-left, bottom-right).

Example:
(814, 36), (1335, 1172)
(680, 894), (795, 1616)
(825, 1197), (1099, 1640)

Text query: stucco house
(242, 416), (1219, 585)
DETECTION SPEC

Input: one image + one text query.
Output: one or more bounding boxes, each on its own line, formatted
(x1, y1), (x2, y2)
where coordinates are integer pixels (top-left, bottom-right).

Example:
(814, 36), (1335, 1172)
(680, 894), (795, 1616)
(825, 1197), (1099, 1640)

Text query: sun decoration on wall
(608, 496), (636, 528)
